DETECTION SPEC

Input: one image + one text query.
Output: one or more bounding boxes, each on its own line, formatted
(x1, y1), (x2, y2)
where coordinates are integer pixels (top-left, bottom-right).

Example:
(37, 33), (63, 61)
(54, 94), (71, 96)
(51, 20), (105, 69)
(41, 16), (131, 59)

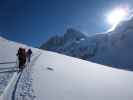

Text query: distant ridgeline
(40, 17), (133, 71)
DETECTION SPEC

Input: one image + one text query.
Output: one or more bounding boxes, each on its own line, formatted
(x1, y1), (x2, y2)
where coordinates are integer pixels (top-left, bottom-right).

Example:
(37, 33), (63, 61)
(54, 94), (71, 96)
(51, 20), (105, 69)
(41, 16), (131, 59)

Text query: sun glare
(107, 7), (129, 29)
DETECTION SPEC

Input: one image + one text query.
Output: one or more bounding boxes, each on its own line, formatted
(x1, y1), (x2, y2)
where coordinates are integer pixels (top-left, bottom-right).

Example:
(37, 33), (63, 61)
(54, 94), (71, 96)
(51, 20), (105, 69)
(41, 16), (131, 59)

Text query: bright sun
(107, 8), (129, 27)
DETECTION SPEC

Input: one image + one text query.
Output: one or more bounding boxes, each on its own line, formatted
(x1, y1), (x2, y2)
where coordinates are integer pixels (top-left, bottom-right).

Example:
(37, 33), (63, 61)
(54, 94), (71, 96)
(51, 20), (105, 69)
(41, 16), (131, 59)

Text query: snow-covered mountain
(40, 28), (105, 60)
(1, 36), (133, 100)
(92, 18), (133, 70)
(41, 17), (133, 71)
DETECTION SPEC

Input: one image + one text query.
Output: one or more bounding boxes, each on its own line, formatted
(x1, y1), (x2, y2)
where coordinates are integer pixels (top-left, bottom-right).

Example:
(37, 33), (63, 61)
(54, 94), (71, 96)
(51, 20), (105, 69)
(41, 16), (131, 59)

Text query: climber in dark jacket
(17, 47), (26, 71)
(26, 49), (32, 63)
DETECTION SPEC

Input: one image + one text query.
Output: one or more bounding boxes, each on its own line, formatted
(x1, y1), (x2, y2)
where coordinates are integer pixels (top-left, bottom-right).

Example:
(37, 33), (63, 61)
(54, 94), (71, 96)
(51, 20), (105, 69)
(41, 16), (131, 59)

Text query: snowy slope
(32, 50), (133, 100)
(1, 36), (133, 100)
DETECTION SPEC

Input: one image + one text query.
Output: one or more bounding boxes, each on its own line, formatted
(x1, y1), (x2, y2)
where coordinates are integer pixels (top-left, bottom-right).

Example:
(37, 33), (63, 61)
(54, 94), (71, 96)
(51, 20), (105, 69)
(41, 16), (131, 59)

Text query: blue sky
(0, 0), (133, 47)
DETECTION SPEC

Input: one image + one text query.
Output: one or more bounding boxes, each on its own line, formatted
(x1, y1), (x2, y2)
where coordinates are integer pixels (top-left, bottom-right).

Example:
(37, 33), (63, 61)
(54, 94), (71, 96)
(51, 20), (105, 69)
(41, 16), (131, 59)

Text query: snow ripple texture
(0, 72), (13, 95)
(15, 65), (35, 100)
(14, 52), (41, 100)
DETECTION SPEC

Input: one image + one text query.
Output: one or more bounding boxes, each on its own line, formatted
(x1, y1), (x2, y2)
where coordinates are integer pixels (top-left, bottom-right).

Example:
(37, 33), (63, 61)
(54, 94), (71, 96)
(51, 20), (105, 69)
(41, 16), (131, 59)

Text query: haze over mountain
(41, 17), (133, 71)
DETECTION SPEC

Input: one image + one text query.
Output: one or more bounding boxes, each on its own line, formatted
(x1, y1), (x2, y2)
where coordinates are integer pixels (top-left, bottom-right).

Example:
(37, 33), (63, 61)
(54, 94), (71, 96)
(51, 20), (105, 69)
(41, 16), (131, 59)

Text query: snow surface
(32, 50), (133, 100)
(0, 36), (133, 100)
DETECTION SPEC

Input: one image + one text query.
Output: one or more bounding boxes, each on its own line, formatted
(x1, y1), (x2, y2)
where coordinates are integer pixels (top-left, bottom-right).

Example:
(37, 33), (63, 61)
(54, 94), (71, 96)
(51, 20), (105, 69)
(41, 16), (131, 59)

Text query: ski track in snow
(0, 72), (13, 95)
(13, 52), (41, 100)
(0, 65), (17, 95)
(0, 51), (41, 100)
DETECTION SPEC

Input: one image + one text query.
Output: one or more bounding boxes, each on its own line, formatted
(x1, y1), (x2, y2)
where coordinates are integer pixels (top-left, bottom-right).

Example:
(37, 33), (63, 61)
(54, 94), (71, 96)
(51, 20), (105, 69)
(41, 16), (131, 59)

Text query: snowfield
(0, 36), (133, 100)
(33, 51), (133, 100)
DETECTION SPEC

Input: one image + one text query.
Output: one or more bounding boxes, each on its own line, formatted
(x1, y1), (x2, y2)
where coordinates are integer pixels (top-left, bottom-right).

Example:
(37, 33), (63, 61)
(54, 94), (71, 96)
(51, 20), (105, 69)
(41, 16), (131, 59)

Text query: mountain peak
(66, 28), (81, 33)
(64, 28), (86, 41)
(65, 28), (84, 35)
